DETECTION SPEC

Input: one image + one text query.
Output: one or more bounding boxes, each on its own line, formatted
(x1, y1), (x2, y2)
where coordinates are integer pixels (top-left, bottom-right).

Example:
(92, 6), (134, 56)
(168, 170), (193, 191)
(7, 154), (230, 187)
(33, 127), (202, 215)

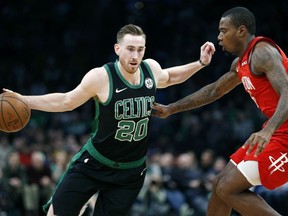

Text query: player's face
(218, 17), (242, 56)
(115, 34), (146, 74)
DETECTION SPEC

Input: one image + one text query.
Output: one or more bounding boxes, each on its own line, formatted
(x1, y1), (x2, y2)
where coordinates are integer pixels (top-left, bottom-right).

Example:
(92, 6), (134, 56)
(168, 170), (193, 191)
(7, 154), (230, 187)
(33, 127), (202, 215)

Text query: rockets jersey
(88, 60), (156, 162)
(236, 36), (288, 131)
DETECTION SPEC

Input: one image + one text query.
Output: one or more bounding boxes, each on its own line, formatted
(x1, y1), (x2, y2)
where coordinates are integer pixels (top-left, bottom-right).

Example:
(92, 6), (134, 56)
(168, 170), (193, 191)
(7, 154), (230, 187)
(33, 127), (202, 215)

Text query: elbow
(65, 103), (76, 111)
(66, 105), (75, 112)
(63, 99), (76, 111)
(210, 88), (224, 100)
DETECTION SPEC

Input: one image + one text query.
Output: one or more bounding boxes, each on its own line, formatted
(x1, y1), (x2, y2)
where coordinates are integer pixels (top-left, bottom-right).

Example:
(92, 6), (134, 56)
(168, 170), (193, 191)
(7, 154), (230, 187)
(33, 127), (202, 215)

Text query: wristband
(199, 59), (209, 67)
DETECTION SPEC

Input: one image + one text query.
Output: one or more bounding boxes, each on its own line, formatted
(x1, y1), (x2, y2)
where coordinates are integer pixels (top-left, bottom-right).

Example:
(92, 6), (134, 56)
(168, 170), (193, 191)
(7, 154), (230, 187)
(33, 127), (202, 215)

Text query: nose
(132, 51), (139, 59)
(217, 32), (222, 41)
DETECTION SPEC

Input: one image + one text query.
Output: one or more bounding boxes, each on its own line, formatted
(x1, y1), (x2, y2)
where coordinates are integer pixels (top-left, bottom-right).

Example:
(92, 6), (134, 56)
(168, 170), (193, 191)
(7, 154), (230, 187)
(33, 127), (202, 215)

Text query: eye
(219, 28), (226, 34)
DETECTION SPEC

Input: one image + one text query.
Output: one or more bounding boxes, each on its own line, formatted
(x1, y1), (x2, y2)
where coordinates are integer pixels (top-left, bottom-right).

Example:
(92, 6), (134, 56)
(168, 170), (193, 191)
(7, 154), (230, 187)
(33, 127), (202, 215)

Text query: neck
(239, 35), (256, 58)
(117, 61), (140, 85)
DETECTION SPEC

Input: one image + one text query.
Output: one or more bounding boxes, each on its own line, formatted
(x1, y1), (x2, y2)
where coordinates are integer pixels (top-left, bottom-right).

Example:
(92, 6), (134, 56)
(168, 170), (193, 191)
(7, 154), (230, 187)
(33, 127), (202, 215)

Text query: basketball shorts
(230, 131), (288, 190)
(45, 150), (146, 216)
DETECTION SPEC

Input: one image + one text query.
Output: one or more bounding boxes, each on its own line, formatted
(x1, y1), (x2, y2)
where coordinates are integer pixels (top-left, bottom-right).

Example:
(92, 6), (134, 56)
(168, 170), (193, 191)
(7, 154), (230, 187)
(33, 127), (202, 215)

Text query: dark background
(0, 1), (288, 216)
(0, 0), (287, 157)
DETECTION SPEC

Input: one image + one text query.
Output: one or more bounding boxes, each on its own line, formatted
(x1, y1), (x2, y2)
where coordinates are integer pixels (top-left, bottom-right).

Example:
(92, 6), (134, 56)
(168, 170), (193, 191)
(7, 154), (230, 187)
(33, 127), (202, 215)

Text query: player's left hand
(199, 41), (216, 66)
(242, 129), (272, 157)
(3, 88), (14, 93)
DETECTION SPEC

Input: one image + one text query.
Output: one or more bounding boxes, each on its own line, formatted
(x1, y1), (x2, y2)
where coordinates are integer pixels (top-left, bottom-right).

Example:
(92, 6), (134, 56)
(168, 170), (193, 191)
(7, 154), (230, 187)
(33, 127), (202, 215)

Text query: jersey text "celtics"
(114, 96), (155, 120)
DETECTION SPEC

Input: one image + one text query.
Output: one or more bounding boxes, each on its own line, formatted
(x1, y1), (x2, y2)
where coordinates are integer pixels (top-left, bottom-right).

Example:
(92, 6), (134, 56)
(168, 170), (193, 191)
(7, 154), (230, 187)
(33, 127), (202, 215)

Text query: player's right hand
(152, 102), (171, 118)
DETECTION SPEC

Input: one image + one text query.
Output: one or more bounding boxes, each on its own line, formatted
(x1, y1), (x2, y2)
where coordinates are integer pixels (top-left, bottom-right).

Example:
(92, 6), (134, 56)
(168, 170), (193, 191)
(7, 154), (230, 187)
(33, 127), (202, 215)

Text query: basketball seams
(2, 95), (30, 108)
(4, 100), (25, 128)
(0, 92), (31, 133)
(0, 97), (9, 132)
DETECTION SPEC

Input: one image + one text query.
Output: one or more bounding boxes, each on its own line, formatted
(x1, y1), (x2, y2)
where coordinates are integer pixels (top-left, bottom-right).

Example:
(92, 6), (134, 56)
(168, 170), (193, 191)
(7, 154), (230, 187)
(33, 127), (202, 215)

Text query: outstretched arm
(152, 59), (241, 118)
(147, 41), (216, 88)
(162, 41), (216, 87)
(3, 67), (109, 112)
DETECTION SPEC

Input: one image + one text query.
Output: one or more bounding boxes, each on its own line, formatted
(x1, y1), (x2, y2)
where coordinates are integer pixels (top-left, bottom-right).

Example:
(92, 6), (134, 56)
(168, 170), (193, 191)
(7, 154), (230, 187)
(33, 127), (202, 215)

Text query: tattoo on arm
(170, 71), (240, 114)
(252, 45), (276, 75)
(252, 43), (288, 132)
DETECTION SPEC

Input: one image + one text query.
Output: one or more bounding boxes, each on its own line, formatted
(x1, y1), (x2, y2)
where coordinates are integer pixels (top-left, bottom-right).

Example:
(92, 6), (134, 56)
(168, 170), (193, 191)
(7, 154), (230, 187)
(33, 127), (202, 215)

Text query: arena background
(0, 1), (287, 216)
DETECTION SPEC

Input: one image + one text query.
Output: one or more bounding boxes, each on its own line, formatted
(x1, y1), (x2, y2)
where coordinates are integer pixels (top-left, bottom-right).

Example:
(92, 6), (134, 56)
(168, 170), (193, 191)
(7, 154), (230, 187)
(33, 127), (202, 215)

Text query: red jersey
(231, 37), (288, 189)
(236, 36), (288, 132)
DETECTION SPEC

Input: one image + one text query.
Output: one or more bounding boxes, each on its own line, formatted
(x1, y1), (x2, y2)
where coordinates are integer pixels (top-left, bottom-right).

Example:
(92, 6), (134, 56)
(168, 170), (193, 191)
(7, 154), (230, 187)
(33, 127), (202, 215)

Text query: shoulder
(229, 58), (239, 74)
(77, 66), (110, 101)
(142, 58), (163, 79)
(254, 40), (277, 50)
(251, 41), (282, 74)
(252, 36), (280, 56)
(142, 59), (165, 86)
(222, 58), (240, 84)
(84, 66), (109, 81)
(143, 59), (162, 71)
(80, 66), (109, 91)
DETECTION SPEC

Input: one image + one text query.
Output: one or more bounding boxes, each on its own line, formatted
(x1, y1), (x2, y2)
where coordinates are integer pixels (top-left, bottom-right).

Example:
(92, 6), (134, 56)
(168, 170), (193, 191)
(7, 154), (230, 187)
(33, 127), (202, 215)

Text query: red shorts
(230, 131), (288, 190)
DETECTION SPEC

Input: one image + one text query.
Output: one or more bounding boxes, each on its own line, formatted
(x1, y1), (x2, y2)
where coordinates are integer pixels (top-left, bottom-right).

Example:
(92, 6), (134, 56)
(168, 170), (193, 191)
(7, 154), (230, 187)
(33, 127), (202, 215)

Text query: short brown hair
(116, 24), (146, 43)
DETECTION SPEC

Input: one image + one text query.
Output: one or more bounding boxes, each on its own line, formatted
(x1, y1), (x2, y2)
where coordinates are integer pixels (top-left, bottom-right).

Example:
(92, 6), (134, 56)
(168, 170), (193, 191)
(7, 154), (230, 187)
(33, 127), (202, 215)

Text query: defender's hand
(242, 130), (272, 157)
(152, 102), (171, 118)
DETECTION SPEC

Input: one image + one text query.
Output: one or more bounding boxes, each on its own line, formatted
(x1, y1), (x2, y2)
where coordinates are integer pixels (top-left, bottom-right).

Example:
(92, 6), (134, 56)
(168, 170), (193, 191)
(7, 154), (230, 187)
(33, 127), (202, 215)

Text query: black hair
(222, 7), (256, 35)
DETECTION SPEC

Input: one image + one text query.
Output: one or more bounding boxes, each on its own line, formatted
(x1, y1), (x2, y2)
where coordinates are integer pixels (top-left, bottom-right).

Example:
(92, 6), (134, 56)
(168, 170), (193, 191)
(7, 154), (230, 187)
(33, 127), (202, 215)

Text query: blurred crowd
(0, 0), (288, 215)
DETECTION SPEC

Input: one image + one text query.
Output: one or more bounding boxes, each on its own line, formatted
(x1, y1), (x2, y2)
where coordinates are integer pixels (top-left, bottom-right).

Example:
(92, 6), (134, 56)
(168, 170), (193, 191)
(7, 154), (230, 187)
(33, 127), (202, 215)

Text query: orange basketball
(0, 92), (31, 133)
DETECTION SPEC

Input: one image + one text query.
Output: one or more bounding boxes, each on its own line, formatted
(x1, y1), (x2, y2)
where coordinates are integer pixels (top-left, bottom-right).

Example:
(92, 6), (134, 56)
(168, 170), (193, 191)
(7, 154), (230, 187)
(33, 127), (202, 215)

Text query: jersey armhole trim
(102, 64), (113, 105)
(142, 61), (157, 92)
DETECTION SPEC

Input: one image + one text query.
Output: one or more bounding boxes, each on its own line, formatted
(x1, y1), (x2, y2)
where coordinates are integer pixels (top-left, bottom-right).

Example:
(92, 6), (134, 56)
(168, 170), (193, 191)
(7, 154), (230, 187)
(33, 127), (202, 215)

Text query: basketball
(0, 92), (31, 133)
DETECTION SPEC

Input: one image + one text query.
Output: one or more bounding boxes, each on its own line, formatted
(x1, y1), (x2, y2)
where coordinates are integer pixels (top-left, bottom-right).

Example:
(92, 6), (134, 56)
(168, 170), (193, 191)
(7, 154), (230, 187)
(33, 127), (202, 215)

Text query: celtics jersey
(87, 60), (156, 163)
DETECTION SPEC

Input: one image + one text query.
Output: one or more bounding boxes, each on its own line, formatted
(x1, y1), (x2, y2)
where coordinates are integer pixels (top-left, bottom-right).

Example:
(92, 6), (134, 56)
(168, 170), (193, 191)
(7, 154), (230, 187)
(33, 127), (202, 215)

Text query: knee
(211, 174), (221, 192)
(211, 176), (229, 200)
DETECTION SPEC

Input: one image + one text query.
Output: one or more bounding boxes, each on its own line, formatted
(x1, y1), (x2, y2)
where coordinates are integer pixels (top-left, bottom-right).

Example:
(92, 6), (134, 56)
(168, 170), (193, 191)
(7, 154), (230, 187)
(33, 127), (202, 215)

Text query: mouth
(130, 62), (138, 67)
(218, 43), (225, 52)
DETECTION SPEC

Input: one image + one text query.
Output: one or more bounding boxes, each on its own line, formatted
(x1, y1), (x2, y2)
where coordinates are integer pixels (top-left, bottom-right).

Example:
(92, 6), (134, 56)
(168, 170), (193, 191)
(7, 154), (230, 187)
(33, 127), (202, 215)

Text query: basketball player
(5, 24), (215, 215)
(152, 7), (288, 216)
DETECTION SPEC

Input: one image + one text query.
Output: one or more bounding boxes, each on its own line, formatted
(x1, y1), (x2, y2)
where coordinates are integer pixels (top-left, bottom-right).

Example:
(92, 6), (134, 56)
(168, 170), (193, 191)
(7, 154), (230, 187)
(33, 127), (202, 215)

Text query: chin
(129, 65), (138, 72)
(127, 69), (137, 74)
(222, 48), (232, 56)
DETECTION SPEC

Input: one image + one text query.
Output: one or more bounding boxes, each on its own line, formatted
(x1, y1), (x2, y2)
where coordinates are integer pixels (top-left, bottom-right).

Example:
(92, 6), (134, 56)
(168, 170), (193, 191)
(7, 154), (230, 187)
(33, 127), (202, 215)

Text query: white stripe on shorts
(231, 159), (262, 186)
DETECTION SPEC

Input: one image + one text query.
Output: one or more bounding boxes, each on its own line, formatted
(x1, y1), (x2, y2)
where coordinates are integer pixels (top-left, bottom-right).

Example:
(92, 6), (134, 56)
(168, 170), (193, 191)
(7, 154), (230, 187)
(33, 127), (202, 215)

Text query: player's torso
(237, 37), (288, 119)
(91, 60), (156, 162)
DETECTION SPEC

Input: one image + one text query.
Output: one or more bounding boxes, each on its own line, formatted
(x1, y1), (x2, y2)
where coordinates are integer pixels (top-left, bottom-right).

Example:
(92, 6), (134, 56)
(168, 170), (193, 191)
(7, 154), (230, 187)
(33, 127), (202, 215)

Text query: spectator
(50, 150), (69, 184)
(23, 151), (53, 216)
(172, 152), (205, 215)
(1, 151), (27, 216)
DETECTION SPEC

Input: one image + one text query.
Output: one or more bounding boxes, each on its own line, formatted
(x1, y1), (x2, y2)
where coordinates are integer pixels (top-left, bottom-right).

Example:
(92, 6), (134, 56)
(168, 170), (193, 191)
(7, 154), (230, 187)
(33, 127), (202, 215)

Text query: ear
(238, 25), (247, 37)
(114, 44), (120, 55)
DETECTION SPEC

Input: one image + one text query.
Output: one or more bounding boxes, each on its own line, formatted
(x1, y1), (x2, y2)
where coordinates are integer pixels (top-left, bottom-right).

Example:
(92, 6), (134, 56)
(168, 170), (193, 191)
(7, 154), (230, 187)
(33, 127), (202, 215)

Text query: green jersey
(85, 60), (156, 167)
